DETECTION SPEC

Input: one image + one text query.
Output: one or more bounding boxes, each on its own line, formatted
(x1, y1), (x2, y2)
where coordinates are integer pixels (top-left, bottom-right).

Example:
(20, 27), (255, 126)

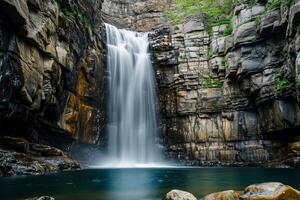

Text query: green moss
(166, 0), (234, 25)
(223, 24), (233, 36)
(179, 51), (187, 60)
(200, 76), (223, 88)
(283, 0), (295, 8)
(222, 58), (229, 69)
(266, 0), (281, 11)
(214, 79), (223, 88)
(208, 50), (213, 60)
(275, 76), (289, 95)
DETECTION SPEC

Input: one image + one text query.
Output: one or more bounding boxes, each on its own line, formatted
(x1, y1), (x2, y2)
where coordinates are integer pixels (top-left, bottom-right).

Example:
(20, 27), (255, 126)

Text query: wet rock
(0, 137), (29, 154)
(25, 196), (55, 200)
(163, 189), (197, 200)
(37, 197), (55, 200)
(194, 182), (300, 200)
(202, 190), (240, 200)
(240, 182), (300, 200)
(0, 137), (80, 176)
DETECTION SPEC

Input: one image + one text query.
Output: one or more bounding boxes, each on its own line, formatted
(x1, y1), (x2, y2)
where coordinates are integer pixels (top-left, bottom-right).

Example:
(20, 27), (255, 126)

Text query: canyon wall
(0, 0), (106, 167)
(102, 0), (174, 31)
(103, 0), (300, 167)
(1, 0), (300, 171)
(151, 1), (300, 167)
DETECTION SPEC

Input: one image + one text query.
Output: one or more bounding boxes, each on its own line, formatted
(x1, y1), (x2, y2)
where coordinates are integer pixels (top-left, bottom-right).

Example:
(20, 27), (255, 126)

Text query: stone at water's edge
(36, 197), (55, 200)
(0, 137), (80, 176)
(163, 190), (198, 200)
(202, 190), (241, 200)
(240, 182), (300, 200)
(24, 196), (55, 200)
(164, 182), (300, 200)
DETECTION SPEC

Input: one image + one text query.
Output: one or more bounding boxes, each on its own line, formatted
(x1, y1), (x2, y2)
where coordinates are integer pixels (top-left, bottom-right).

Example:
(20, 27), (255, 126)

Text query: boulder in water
(240, 182), (300, 200)
(166, 182), (300, 200)
(163, 189), (197, 200)
(202, 190), (240, 200)
(37, 197), (55, 200)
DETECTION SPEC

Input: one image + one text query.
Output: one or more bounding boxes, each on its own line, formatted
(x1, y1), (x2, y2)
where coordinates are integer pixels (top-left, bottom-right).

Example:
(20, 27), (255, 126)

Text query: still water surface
(0, 168), (300, 200)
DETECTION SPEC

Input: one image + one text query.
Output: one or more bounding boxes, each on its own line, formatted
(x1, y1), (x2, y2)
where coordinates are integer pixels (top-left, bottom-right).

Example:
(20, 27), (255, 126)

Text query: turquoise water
(0, 168), (300, 200)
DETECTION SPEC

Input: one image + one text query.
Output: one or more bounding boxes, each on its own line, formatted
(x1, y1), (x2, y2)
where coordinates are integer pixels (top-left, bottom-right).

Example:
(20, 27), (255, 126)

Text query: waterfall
(105, 23), (161, 166)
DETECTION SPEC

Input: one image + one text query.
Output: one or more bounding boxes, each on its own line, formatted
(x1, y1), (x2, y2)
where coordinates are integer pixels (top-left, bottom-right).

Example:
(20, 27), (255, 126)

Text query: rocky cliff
(0, 0), (106, 174)
(102, 0), (174, 31)
(101, 0), (300, 167)
(1, 0), (300, 173)
(151, 0), (300, 167)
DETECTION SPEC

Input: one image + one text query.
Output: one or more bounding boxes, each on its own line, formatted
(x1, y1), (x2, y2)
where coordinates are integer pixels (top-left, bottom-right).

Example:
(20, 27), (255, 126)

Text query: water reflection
(0, 168), (300, 200)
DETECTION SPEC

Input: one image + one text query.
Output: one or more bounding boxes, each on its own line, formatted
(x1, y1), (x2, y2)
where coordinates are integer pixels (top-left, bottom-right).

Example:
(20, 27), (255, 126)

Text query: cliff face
(152, 1), (300, 167)
(0, 0), (105, 148)
(102, 0), (174, 31)
(101, 0), (300, 167)
(1, 0), (300, 171)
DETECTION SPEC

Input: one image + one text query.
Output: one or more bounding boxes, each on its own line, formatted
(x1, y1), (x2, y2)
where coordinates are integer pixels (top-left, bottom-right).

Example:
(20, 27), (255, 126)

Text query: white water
(104, 23), (162, 167)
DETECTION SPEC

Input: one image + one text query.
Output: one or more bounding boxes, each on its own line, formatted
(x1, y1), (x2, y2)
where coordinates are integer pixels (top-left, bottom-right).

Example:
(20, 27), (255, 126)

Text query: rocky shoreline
(21, 182), (300, 200)
(0, 137), (80, 176)
(164, 182), (300, 200)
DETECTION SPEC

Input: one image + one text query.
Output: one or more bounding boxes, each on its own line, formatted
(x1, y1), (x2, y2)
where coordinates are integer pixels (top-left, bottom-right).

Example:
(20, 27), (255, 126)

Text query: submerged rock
(164, 189), (198, 200)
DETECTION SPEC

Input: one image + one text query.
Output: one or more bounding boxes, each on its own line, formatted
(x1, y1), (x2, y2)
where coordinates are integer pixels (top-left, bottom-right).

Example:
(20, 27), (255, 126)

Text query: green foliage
(255, 15), (262, 25)
(266, 0), (281, 11)
(214, 79), (223, 88)
(201, 76), (223, 88)
(192, 40), (200, 47)
(222, 58), (229, 69)
(223, 24), (233, 36)
(179, 51), (187, 60)
(166, 0), (235, 25)
(282, 0), (295, 8)
(275, 77), (289, 95)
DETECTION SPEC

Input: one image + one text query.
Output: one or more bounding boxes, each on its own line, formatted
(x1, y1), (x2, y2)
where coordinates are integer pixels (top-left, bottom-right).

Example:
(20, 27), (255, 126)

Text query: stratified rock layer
(0, 137), (80, 176)
(0, 0), (105, 158)
(150, 1), (300, 167)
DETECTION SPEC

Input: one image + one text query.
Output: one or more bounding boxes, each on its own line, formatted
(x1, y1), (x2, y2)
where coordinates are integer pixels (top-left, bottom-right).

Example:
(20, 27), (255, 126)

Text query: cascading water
(105, 23), (161, 166)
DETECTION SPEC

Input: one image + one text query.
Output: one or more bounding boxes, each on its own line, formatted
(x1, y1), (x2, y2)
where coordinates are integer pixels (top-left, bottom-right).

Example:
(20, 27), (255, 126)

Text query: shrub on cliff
(166, 0), (235, 25)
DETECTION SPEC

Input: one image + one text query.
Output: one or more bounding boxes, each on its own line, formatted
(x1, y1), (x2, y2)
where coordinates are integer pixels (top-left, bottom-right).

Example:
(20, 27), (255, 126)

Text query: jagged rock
(234, 21), (257, 45)
(260, 10), (281, 35)
(289, 1), (300, 28)
(150, 1), (300, 166)
(0, 137), (80, 176)
(163, 189), (197, 200)
(0, 0), (29, 27)
(183, 14), (206, 34)
(0, 0), (105, 151)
